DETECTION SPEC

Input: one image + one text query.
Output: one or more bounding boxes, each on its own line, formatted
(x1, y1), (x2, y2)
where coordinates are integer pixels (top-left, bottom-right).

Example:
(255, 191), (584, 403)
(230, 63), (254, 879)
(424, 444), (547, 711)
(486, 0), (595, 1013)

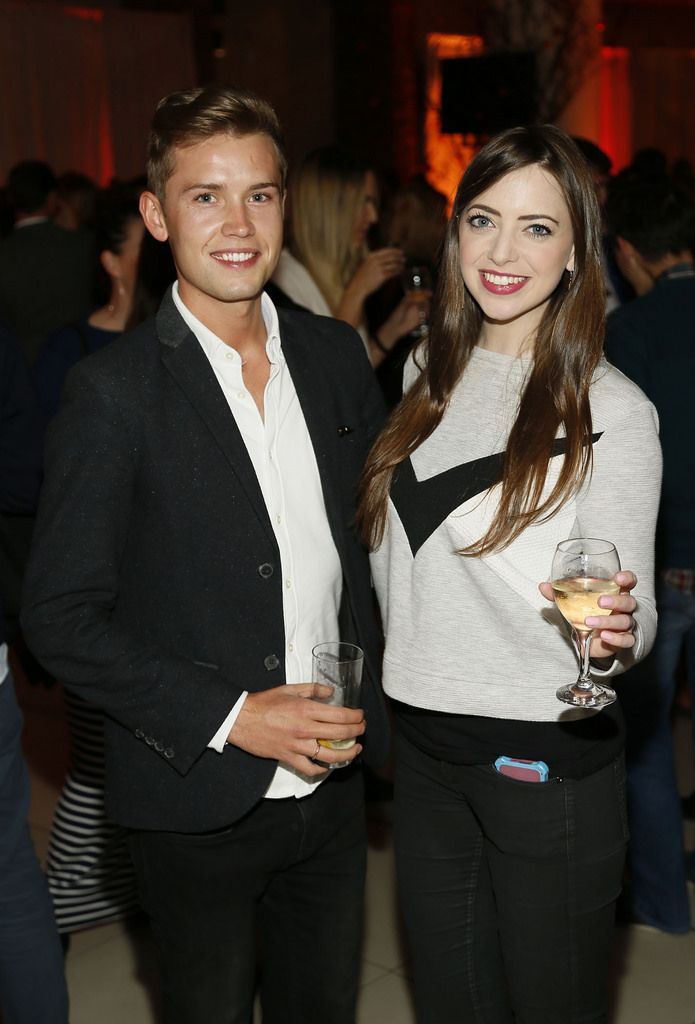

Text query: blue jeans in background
(619, 579), (695, 934)
(0, 670), (68, 1023)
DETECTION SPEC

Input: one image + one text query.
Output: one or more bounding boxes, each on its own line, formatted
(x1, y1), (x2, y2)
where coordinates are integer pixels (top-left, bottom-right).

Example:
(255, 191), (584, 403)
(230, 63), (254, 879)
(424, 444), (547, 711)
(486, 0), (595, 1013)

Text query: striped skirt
(46, 690), (140, 933)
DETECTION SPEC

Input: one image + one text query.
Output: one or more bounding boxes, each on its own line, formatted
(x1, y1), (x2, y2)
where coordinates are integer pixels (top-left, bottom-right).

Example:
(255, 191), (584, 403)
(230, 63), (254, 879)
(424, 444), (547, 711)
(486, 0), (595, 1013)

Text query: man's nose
(221, 203), (253, 236)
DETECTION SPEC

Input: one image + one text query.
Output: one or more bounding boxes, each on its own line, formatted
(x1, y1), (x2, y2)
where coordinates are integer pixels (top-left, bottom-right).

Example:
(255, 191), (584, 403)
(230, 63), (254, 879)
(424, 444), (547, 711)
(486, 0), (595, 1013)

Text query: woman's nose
(488, 229), (517, 265)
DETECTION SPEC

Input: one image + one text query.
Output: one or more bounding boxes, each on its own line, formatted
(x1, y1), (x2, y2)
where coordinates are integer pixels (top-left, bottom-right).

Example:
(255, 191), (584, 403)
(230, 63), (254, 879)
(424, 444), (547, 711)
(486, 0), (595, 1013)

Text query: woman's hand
(368, 293), (424, 364)
(350, 247), (406, 297)
(539, 570), (638, 658)
(337, 247), (405, 328)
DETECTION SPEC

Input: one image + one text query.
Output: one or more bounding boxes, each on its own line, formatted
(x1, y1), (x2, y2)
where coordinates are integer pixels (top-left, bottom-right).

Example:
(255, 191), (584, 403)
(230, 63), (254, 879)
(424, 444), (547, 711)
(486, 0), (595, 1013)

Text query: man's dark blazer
(22, 289), (388, 833)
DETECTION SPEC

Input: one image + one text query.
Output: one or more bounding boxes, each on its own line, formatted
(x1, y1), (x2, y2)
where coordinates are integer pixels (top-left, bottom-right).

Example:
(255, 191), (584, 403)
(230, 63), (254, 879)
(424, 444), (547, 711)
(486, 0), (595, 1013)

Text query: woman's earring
(567, 268), (574, 285)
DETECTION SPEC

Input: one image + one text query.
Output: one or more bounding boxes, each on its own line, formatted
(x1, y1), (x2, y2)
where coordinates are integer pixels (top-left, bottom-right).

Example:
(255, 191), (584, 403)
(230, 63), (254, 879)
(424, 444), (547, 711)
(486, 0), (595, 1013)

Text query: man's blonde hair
(147, 85), (287, 201)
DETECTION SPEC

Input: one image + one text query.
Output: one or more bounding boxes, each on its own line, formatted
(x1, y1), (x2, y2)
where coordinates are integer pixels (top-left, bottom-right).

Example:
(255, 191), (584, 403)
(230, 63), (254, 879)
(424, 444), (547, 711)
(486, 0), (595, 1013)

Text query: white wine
(318, 738), (356, 751)
(552, 576), (620, 631)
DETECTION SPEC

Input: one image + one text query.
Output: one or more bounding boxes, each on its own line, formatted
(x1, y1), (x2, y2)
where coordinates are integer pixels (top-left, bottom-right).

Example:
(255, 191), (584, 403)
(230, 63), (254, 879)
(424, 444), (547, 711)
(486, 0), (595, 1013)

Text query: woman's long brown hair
(358, 125), (605, 556)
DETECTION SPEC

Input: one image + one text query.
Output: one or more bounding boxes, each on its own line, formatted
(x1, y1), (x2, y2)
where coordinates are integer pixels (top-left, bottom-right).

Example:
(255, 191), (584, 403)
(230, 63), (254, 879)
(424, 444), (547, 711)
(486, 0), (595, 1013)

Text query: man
(0, 326), (68, 1023)
(0, 160), (93, 364)
(605, 176), (695, 934)
(22, 86), (388, 1024)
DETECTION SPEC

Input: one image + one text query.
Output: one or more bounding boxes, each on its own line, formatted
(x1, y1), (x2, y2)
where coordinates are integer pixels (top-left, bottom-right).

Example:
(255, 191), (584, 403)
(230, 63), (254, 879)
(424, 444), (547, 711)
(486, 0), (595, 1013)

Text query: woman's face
(458, 164), (575, 347)
(353, 171), (379, 247)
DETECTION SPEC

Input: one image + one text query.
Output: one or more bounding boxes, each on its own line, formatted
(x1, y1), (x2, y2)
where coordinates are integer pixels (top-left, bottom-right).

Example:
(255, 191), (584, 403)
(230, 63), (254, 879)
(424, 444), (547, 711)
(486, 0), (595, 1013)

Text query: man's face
(140, 132), (284, 324)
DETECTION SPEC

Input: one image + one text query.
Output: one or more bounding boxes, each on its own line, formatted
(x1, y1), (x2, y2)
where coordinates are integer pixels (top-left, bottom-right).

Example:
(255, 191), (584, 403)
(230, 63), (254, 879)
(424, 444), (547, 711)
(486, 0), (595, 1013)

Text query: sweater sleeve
(577, 393), (661, 674)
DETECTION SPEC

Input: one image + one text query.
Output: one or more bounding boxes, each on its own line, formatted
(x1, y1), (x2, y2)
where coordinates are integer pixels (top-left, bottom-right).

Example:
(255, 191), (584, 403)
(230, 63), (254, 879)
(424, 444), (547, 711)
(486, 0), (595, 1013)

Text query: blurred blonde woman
(273, 147), (422, 366)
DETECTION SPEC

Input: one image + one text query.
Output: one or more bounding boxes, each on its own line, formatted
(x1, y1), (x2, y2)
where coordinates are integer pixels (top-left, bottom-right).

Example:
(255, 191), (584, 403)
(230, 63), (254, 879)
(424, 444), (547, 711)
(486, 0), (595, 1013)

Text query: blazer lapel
(155, 290), (276, 546)
(279, 312), (347, 546)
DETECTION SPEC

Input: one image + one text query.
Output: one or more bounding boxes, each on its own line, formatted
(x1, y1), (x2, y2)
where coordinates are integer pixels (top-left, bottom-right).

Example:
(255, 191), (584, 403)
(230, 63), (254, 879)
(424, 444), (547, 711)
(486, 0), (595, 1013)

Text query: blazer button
(154, 741), (164, 753)
(135, 728), (144, 739)
(145, 735), (155, 746)
(164, 747), (174, 759)
(264, 654), (280, 671)
(258, 563), (274, 579)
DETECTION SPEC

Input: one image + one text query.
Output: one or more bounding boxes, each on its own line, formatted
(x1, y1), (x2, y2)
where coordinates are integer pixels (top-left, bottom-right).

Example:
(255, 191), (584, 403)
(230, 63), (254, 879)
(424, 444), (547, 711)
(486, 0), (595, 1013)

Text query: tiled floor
(17, 673), (695, 1024)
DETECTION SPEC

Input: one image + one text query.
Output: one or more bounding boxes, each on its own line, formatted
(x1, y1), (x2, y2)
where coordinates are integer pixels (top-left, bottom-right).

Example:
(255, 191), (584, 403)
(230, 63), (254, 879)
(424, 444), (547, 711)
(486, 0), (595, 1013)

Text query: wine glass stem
(575, 629), (594, 690)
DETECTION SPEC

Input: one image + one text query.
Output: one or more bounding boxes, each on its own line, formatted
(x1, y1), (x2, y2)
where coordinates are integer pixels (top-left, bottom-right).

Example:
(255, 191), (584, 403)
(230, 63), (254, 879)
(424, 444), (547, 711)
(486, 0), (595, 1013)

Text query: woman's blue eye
(528, 223), (551, 236)
(468, 214), (491, 229)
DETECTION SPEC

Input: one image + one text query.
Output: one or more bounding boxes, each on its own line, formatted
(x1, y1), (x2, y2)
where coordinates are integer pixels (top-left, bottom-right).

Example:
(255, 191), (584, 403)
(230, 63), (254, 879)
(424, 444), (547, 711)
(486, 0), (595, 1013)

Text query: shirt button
(285, 578), (292, 589)
(225, 351), (234, 361)
(264, 654), (280, 671)
(237, 391), (245, 400)
(276, 515), (281, 524)
(288, 642), (294, 653)
(258, 563), (274, 579)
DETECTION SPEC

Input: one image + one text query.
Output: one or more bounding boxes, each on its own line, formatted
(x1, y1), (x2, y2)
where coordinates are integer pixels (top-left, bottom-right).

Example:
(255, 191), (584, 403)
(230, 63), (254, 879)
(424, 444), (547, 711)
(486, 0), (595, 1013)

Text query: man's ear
(139, 191), (168, 242)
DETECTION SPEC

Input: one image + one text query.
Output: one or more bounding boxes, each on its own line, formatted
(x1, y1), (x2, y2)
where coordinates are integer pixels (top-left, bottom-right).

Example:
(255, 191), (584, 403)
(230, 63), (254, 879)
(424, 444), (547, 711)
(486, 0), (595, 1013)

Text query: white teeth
(482, 272), (525, 286)
(213, 252), (255, 263)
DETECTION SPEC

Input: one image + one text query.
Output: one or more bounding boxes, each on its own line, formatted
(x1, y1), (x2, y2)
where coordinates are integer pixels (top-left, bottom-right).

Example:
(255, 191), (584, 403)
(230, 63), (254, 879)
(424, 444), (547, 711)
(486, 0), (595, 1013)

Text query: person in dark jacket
(605, 175), (695, 933)
(0, 325), (68, 1023)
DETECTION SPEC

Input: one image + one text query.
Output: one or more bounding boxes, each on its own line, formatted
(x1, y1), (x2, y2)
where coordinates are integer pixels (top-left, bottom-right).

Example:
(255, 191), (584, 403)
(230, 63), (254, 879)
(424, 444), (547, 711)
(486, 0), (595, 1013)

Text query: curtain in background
(630, 48), (695, 169)
(0, 2), (195, 185)
(103, 10), (196, 181)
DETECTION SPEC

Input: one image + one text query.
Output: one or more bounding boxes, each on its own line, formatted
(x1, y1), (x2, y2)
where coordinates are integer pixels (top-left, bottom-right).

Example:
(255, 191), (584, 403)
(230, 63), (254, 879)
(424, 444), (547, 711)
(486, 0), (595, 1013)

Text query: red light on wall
(63, 6), (104, 21)
(425, 34), (485, 209)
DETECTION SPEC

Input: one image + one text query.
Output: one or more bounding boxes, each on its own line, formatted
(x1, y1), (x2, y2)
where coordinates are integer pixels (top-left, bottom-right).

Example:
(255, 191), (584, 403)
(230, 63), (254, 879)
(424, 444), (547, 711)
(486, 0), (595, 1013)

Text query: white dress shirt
(172, 284), (342, 798)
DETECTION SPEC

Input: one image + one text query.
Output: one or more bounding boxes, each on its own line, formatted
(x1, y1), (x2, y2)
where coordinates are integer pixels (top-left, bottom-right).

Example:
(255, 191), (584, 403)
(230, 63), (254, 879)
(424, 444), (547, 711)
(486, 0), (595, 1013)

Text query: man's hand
(227, 683), (365, 775)
(539, 570), (638, 659)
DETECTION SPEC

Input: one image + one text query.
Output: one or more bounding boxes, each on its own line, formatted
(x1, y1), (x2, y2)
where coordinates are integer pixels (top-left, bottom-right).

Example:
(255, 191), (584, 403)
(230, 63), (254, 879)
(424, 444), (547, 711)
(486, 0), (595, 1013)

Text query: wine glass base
(556, 682), (617, 708)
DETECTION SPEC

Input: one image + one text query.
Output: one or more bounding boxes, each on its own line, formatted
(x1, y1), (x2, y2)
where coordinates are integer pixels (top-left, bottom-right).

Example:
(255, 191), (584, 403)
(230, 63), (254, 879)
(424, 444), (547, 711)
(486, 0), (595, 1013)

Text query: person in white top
(22, 86), (388, 1024)
(273, 146), (424, 365)
(359, 126), (660, 1023)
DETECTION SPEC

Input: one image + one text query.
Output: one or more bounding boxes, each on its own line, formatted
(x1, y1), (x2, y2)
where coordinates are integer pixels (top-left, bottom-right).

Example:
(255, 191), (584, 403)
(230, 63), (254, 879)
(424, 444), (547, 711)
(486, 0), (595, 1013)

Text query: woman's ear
(100, 248), (118, 279)
(566, 245), (576, 274)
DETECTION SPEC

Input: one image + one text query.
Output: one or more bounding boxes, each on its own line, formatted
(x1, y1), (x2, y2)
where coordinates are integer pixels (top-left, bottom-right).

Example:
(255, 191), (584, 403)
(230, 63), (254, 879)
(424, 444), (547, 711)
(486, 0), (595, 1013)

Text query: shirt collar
(171, 281), (283, 366)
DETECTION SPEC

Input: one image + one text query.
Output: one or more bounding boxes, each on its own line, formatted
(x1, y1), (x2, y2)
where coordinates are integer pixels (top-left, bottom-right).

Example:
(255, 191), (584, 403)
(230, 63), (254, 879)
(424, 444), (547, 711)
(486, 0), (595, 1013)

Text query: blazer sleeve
(21, 361), (246, 777)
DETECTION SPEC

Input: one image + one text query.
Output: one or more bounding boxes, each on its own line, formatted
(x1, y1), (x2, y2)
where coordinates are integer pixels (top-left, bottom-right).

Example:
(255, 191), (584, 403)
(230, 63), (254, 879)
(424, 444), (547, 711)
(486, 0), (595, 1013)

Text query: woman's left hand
(539, 570), (638, 658)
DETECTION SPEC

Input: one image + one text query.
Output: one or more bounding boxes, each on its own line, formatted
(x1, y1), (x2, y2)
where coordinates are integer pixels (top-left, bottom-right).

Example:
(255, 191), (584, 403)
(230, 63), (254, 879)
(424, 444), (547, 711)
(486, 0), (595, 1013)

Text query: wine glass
(551, 538), (621, 708)
(401, 264), (433, 338)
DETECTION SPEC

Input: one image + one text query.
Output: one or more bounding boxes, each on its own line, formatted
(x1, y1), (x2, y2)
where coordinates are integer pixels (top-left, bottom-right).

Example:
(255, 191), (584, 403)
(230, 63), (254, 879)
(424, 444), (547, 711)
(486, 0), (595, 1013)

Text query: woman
(272, 147), (421, 365)
(34, 185), (144, 418)
(358, 126), (660, 1022)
